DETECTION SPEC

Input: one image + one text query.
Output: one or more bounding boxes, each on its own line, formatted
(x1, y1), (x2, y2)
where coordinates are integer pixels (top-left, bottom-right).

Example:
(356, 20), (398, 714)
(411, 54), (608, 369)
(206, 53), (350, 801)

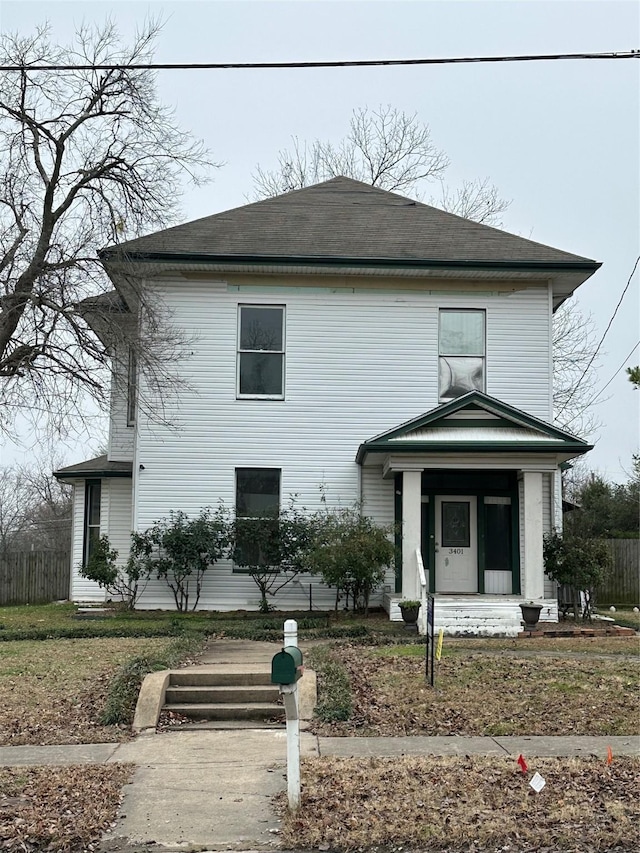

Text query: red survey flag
(606, 746), (613, 765)
(517, 754), (528, 773)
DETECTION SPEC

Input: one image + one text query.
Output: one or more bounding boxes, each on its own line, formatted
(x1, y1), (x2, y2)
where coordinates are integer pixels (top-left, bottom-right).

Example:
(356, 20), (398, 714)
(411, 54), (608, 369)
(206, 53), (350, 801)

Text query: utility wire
(1, 49), (638, 72)
(588, 341), (640, 406)
(557, 255), (640, 415)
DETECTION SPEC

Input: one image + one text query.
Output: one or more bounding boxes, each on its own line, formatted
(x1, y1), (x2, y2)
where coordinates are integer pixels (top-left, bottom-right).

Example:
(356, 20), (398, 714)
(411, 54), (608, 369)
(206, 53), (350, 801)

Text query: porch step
(164, 684), (280, 704)
(161, 667), (284, 726)
(164, 702), (285, 722)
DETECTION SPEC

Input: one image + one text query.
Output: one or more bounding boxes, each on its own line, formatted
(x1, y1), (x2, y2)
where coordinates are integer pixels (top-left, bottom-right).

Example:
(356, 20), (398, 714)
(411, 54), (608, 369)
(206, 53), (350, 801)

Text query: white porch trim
(520, 471), (545, 600)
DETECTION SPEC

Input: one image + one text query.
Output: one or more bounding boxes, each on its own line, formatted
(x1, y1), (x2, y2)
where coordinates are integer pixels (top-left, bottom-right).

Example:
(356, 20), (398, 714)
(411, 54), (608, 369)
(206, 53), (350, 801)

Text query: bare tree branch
(0, 18), (217, 439)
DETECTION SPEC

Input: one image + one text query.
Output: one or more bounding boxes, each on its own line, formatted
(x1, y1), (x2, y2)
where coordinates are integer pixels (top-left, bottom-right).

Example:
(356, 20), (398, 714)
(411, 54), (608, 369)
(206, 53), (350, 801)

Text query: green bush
(308, 646), (353, 723)
(100, 636), (204, 725)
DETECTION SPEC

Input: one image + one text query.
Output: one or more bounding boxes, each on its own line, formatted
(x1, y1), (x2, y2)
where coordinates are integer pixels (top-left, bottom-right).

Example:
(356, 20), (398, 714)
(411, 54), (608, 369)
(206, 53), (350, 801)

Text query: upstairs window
(234, 468), (281, 569)
(127, 348), (137, 426)
(439, 309), (485, 400)
(237, 305), (285, 398)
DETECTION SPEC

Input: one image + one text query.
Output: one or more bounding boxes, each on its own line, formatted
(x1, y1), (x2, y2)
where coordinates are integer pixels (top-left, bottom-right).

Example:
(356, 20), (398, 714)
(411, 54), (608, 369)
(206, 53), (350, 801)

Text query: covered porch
(357, 392), (592, 636)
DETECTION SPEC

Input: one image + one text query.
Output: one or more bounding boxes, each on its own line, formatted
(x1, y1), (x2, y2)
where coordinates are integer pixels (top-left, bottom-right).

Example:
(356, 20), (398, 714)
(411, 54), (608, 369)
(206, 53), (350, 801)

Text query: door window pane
(441, 501), (470, 548)
(485, 503), (512, 570)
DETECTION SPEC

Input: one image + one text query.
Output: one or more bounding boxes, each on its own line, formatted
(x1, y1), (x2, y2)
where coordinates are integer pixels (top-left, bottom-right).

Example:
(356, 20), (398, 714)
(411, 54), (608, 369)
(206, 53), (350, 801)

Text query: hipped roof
(100, 177), (598, 271)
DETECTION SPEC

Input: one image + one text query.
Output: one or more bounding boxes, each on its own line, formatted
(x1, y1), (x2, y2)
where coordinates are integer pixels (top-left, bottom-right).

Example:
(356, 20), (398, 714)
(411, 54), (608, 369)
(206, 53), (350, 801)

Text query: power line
(557, 255), (640, 416)
(1, 49), (638, 73)
(589, 341), (640, 405)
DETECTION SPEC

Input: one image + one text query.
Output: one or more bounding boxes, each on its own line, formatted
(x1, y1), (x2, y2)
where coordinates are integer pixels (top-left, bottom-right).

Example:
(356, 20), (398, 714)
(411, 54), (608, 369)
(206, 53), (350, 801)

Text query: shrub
(135, 507), (229, 611)
(99, 636), (204, 725)
(228, 500), (317, 613)
(544, 531), (613, 619)
(307, 646), (353, 723)
(306, 507), (395, 615)
(79, 535), (149, 609)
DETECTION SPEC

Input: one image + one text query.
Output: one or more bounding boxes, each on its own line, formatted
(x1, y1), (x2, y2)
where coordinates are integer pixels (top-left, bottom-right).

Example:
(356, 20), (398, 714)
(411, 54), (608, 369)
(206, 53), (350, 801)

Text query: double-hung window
(237, 305), (285, 398)
(234, 468), (281, 569)
(83, 480), (101, 566)
(438, 309), (485, 400)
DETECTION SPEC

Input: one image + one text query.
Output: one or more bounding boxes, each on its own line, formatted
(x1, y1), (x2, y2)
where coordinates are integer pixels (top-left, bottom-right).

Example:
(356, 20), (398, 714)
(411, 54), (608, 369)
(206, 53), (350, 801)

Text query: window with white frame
(127, 348), (137, 426)
(237, 305), (285, 398)
(234, 468), (281, 569)
(83, 480), (101, 566)
(438, 309), (485, 400)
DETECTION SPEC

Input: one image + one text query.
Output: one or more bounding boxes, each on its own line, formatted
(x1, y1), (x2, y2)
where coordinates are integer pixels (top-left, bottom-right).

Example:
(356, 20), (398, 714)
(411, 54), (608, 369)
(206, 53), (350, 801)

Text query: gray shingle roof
(53, 455), (132, 480)
(100, 177), (598, 269)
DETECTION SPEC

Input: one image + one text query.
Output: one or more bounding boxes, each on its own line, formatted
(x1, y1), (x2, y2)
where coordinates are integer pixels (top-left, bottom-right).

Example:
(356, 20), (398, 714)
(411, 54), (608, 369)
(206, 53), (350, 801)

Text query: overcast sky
(1, 0), (638, 481)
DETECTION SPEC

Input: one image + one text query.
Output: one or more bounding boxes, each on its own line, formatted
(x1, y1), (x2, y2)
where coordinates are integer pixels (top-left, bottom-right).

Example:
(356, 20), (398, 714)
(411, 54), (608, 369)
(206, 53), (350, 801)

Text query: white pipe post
(284, 618), (298, 648)
(282, 619), (300, 809)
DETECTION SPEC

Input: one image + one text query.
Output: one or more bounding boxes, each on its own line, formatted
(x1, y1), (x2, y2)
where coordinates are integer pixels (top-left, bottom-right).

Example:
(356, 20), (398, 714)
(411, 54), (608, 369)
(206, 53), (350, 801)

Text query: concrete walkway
(1, 731), (638, 852)
(2, 638), (638, 851)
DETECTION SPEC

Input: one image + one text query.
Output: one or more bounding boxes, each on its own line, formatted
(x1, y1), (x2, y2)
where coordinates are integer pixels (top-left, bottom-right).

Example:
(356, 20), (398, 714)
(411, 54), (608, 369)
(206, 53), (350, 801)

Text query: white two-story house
(55, 177), (598, 634)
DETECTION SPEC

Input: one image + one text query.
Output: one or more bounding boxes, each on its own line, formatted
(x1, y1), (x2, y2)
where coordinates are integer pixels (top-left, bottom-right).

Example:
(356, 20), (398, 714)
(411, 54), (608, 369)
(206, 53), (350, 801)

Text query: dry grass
(312, 643), (639, 736)
(280, 755), (640, 852)
(448, 635), (639, 655)
(0, 764), (133, 852)
(0, 637), (179, 745)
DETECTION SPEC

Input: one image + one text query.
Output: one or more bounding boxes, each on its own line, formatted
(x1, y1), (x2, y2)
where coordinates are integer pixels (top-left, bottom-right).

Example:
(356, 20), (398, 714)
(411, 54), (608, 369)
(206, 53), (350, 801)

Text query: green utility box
(271, 646), (304, 685)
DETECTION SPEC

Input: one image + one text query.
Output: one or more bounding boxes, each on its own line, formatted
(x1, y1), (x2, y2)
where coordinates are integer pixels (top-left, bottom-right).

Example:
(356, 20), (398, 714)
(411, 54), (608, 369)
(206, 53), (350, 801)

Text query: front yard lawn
(280, 755), (640, 852)
(0, 764), (133, 852)
(0, 636), (197, 745)
(310, 639), (639, 736)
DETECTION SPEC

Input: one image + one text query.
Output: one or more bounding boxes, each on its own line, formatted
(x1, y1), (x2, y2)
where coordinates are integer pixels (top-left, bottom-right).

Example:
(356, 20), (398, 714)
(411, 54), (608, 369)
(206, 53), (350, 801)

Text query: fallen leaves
(0, 764), (133, 852)
(279, 755), (640, 852)
(310, 643), (640, 737)
(0, 638), (181, 746)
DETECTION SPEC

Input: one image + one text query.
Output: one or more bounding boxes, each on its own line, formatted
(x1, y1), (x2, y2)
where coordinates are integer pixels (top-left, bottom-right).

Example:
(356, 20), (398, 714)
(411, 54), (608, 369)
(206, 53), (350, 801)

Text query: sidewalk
(1, 731), (638, 851)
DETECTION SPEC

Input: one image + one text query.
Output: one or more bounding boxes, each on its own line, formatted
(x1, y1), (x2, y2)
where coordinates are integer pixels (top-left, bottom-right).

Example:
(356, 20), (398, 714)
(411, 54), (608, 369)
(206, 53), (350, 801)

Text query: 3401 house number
(449, 548), (464, 555)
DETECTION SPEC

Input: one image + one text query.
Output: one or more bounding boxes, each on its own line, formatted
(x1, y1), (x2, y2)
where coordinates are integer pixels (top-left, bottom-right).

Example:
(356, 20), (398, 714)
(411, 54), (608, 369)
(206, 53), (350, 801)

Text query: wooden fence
(0, 551), (70, 606)
(597, 539), (639, 607)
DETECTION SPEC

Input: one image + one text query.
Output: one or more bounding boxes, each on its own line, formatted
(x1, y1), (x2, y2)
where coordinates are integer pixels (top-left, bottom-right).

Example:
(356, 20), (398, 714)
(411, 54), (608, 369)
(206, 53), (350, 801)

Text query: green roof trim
(99, 248), (599, 275)
(356, 391), (593, 464)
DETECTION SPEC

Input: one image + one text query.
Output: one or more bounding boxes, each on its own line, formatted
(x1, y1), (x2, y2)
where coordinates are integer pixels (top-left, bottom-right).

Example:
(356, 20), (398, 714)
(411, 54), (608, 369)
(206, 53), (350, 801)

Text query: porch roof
(53, 455), (133, 481)
(356, 391), (593, 464)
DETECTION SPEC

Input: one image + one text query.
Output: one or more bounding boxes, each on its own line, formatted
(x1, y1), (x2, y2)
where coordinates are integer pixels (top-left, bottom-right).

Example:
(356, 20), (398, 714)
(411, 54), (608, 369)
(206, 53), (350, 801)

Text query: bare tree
(252, 104), (510, 224)
(552, 300), (600, 437)
(0, 19), (215, 440)
(254, 105), (599, 435)
(0, 457), (72, 555)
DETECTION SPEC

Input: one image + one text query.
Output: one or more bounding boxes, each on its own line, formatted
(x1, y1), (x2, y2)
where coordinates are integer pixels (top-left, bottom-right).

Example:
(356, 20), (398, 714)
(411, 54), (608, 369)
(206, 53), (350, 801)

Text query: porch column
(521, 471), (544, 600)
(401, 468), (422, 598)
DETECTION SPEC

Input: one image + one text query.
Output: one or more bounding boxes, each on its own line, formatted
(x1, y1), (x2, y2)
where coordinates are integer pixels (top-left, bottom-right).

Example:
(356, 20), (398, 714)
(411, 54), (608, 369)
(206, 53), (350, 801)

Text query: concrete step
(164, 684), (280, 705)
(169, 670), (271, 687)
(163, 702), (284, 722)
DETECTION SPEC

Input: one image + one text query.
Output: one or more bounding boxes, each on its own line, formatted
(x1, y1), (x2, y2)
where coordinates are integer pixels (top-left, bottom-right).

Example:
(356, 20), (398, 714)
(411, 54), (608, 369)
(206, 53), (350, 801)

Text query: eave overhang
(356, 391), (593, 465)
(53, 455), (133, 482)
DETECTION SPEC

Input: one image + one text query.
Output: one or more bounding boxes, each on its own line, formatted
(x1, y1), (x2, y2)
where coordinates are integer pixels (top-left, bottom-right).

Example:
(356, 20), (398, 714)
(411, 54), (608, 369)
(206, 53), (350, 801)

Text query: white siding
(70, 482), (105, 603)
(104, 479), (133, 569)
(361, 464), (397, 592)
(126, 275), (553, 611)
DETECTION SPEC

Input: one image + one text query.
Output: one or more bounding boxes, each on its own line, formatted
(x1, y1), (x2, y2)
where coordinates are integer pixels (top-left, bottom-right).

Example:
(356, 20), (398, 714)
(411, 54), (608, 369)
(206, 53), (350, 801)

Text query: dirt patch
(0, 764), (133, 852)
(279, 755), (640, 852)
(312, 643), (639, 736)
